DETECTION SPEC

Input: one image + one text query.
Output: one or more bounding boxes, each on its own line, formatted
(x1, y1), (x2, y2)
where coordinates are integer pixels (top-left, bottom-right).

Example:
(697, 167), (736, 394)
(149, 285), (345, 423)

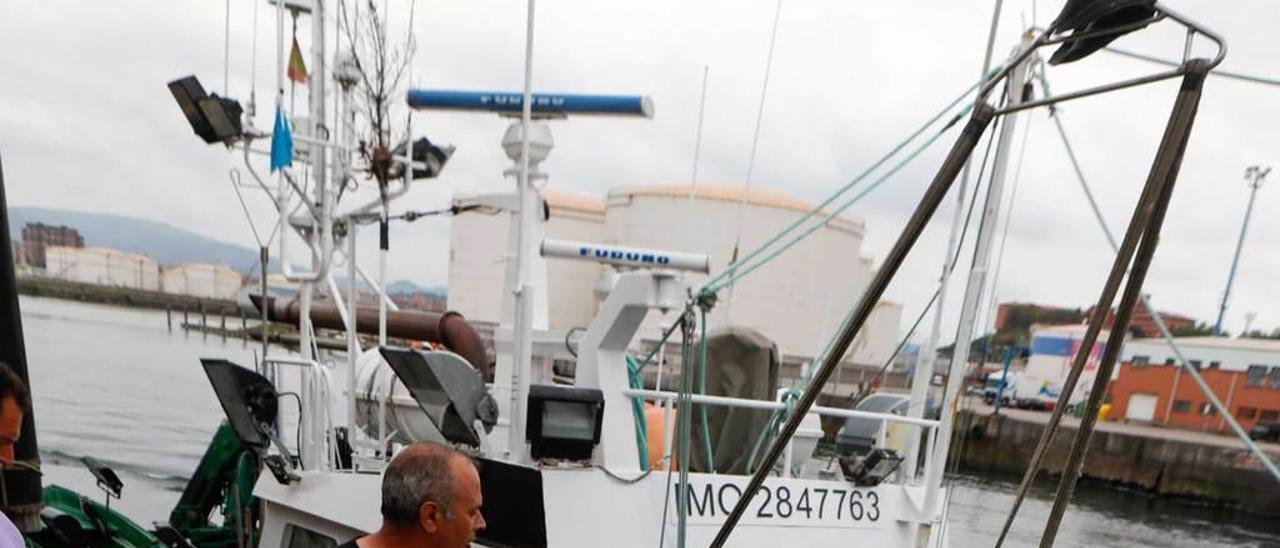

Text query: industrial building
(447, 183), (903, 378)
(1110, 336), (1280, 431)
(44, 246), (160, 291)
(21, 222), (83, 269)
(160, 263), (243, 300)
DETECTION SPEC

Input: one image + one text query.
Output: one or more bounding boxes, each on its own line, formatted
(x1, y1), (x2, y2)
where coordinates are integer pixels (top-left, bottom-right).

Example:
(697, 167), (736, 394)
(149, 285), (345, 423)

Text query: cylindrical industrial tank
(605, 183), (875, 359)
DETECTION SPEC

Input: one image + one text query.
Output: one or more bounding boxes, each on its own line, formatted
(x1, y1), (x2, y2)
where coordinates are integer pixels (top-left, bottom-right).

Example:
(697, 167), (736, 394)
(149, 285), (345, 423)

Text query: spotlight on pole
(167, 75), (245, 145)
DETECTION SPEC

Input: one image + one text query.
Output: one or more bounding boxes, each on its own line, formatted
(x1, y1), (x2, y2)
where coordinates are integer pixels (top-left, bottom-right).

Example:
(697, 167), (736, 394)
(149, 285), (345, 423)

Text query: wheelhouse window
(1238, 407), (1258, 420)
(1269, 367), (1280, 390)
(1172, 400), (1191, 413)
(1132, 355), (1150, 366)
(1260, 409), (1280, 422)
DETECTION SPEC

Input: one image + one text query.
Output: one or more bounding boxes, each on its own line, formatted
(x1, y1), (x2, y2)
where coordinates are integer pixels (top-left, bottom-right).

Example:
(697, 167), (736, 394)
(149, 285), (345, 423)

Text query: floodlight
(1048, 0), (1159, 65)
(81, 456), (123, 501)
(389, 137), (454, 180)
(378, 348), (498, 447)
(525, 384), (604, 461)
(838, 448), (905, 487)
(167, 76), (244, 144)
(200, 358), (279, 450)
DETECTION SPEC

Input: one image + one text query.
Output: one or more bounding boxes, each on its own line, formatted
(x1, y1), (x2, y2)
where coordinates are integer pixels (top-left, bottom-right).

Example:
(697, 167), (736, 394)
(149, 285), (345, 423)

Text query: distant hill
(6, 207), (443, 298)
(386, 279), (446, 298)
(8, 207), (262, 272)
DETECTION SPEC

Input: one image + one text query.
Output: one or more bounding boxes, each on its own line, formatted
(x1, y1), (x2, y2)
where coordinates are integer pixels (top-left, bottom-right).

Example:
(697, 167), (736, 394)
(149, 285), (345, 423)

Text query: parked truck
(1010, 324), (1115, 411)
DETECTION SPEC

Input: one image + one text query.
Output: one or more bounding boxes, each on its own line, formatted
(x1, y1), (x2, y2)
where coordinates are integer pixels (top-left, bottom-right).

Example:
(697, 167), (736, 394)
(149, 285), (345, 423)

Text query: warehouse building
(1110, 336), (1280, 431)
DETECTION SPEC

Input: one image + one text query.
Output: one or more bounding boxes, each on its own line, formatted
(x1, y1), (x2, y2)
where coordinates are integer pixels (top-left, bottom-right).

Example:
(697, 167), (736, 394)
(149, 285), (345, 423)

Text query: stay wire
(705, 100), (976, 295)
(860, 129), (995, 396)
(724, 0), (786, 309)
(701, 77), (983, 293)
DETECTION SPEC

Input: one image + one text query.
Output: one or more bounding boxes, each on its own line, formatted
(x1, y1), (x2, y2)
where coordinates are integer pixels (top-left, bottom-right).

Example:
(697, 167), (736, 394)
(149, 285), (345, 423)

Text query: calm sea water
(16, 296), (1280, 546)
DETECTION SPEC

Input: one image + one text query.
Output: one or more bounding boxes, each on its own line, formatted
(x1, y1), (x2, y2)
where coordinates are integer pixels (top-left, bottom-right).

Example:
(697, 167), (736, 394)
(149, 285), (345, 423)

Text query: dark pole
(709, 105), (996, 548)
(259, 246), (270, 377)
(1037, 61), (1210, 548)
(0, 153), (43, 531)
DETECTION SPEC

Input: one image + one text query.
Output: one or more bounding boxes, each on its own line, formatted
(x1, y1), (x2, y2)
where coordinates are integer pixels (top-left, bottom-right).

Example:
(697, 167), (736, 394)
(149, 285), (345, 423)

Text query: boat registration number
(670, 477), (884, 527)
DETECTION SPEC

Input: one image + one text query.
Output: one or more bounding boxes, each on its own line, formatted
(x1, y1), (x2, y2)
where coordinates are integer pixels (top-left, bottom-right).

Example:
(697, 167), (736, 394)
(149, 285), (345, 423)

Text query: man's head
(0, 362), (29, 466)
(380, 442), (485, 547)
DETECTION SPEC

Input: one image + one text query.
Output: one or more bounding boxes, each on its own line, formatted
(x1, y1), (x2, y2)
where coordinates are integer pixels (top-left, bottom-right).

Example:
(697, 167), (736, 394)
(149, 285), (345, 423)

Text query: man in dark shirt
(340, 442), (485, 548)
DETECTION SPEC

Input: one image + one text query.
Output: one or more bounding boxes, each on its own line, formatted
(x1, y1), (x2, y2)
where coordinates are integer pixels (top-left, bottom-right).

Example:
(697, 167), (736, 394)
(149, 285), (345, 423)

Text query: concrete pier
(956, 401), (1280, 517)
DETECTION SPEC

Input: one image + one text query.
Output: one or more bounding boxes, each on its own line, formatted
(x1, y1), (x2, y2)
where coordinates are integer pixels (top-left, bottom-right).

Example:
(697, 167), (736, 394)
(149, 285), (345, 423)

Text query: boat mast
(507, 0), (539, 462)
(904, 0), (1005, 482)
(922, 33), (1035, 512)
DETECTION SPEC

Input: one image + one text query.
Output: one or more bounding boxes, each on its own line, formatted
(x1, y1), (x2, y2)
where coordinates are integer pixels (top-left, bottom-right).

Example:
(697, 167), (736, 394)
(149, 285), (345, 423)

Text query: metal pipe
(992, 61), (1212, 548)
(250, 295), (489, 376)
(1038, 62), (1211, 548)
(995, 68), (1184, 116)
(1045, 92), (1280, 483)
(709, 104), (996, 548)
(346, 228), (361, 433)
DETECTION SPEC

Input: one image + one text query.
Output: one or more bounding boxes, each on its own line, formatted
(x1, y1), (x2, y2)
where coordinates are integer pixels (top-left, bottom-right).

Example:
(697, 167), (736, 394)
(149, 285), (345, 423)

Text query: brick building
(1109, 336), (1280, 431)
(21, 222), (83, 269)
(1086, 300), (1197, 338)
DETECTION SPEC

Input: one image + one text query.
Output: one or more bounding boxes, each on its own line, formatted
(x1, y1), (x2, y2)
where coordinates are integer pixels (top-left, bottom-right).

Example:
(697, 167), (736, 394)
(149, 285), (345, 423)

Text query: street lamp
(1213, 165), (1270, 335)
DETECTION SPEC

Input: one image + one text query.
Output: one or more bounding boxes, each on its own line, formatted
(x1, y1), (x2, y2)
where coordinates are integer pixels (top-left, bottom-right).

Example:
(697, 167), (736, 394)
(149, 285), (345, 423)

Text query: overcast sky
(1, 1), (1277, 342)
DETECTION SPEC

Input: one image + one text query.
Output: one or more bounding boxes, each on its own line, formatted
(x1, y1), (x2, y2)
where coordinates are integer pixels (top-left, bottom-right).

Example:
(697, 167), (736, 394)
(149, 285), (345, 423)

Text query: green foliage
(1171, 321), (1217, 337)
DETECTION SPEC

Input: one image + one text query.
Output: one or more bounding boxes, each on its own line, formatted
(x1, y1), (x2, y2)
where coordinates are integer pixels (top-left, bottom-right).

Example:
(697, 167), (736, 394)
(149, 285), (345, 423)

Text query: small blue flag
(269, 106), (293, 172)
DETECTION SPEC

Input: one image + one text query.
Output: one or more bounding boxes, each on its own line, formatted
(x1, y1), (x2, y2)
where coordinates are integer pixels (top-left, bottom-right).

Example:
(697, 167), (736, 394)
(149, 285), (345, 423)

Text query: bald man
(341, 442), (486, 548)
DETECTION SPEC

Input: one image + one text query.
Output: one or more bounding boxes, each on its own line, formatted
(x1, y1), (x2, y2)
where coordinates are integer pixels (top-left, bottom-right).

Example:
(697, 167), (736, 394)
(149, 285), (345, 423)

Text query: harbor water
(18, 296), (1280, 547)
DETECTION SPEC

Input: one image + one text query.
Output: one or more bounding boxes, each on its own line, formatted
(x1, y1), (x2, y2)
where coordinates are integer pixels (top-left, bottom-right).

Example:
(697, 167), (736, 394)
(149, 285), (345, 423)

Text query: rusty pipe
(248, 295), (490, 377)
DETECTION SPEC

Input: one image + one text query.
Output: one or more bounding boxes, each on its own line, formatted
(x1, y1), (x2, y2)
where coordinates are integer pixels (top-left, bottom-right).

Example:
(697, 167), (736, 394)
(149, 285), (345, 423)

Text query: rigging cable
(700, 76), (985, 295)
(684, 66), (711, 260)
(849, 113), (1000, 401)
(723, 0), (785, 323)
(1104, 47), (1280, 87)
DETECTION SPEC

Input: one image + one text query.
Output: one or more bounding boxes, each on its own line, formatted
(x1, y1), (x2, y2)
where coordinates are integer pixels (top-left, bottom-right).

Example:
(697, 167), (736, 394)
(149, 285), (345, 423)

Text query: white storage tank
(45, 246), (160, 291)
(604, 183), (901, 364)
(162, 263), (243, 299)
(447, 188), (607, 330)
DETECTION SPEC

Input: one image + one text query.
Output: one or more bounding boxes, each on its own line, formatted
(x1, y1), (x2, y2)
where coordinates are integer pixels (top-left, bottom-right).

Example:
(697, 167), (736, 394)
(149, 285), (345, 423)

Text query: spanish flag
(287, 37), (308, 83)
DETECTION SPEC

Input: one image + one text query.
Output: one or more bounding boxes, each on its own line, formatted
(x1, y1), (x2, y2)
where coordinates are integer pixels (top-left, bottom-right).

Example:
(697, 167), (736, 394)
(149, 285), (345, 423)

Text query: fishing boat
(0, 1), (1246, 547)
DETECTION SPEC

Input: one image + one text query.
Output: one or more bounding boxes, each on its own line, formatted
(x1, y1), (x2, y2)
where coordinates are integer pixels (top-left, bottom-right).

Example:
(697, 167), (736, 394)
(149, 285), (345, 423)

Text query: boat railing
(621, 388), (940, 482)
(266, 355), (342, 471)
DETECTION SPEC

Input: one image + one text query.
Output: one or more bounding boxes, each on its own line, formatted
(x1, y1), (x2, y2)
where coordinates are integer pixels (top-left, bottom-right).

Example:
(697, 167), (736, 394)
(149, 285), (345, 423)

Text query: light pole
(1213, 165), (1270, 336)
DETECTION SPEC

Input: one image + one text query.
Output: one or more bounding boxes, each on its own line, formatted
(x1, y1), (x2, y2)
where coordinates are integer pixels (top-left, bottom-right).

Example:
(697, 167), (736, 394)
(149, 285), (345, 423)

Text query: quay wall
(17, 275), (237, 315)
(955, 409), (1280, 517)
